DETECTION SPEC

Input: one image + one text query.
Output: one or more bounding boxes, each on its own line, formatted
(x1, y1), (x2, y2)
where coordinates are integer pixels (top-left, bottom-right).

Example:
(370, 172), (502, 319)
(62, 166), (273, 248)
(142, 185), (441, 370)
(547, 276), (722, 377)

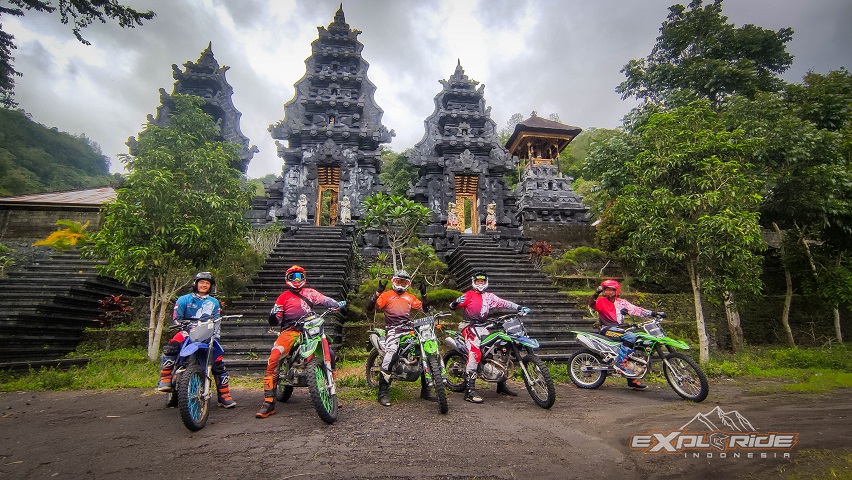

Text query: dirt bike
(165, 314), (242, 431)
(568, 311), (709, 402)
(272, 307), (340, 424)
(442, 312), (556, 409)
(365, 312), (452, 414)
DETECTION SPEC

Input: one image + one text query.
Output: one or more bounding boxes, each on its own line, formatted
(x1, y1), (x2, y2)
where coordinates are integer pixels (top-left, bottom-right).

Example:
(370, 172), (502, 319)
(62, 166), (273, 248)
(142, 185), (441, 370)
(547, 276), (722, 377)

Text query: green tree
(1, 1), (154, 108)
(89, 94), (252, 361)
(379, 147), (417, 196)
(617, 0), (793, 111)
(725, 70), (852, 344)
(588, 100), (765, 361)
(358, 193), (430, 273)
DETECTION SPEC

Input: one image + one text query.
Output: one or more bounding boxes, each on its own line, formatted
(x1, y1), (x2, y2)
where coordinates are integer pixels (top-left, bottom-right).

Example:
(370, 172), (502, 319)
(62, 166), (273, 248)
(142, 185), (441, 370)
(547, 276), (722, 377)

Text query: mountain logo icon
(680, 406), (756, 431)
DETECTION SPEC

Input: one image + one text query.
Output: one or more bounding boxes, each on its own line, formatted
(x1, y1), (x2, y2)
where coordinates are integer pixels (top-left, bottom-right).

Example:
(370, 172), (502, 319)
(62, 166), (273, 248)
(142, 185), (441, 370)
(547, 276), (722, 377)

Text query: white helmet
(391, 270), (411, 293)
(471, 271), (488, 292)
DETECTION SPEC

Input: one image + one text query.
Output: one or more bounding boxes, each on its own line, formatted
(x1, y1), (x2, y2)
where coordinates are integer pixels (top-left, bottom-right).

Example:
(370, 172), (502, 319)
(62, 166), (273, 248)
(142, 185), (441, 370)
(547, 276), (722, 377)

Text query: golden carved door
(454, 175), (478, 234)
(316, 167), (340, 226)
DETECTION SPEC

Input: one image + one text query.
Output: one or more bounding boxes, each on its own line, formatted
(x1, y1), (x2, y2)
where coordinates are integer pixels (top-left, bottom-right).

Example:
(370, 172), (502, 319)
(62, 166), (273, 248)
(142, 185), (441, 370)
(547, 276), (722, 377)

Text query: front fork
(320, 335), (336, 395)
(418, 338), (444, 381)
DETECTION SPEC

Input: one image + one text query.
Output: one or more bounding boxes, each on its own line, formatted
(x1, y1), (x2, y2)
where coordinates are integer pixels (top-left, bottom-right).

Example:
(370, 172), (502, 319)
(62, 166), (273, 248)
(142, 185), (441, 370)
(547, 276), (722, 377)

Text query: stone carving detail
(446, 202), (460, 231)
(339, 195), (352, 224)
(295, 194), (309, 223)
(485, 202), (497, 231)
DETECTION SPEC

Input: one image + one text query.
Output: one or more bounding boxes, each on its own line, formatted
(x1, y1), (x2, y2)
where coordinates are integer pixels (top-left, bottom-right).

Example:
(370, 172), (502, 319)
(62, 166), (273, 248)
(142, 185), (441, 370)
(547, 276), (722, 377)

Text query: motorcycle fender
(299, 337), (320, 359)
(514, 336), (540, 349)
(422, 339), (439, 355)
(658, 337), (690, 350)
(369, 333), (385, 353)
(179, 341), (206, 358)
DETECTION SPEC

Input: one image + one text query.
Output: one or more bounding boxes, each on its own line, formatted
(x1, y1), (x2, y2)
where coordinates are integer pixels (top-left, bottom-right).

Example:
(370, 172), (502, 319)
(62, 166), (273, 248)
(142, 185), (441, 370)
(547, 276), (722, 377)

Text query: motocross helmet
(391, 270), (411, 294)
(471, 271), (489, 292)
(600, 279), (621, 296)
(286, 265), (307, 290)
(192, 271), (216, 294)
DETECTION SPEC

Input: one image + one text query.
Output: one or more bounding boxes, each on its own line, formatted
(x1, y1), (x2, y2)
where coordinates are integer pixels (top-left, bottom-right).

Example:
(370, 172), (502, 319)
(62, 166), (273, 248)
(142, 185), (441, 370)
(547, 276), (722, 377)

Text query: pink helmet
(600, 279), (620, 296)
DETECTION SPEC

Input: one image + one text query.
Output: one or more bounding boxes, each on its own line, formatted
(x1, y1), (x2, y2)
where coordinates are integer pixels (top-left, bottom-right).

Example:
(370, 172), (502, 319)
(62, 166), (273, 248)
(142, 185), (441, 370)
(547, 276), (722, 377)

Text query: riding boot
(255, 374), (277, 418)
(464, 373), (484, 404)
(378, 370), (392, 406)
(156, 354), (177, 392)
(627, 378), (648, 390)
(496, 381), (518, 396)
(215, 372), (237, 408)
(613, 345), (636, 376)
(420, 373), (437, 402)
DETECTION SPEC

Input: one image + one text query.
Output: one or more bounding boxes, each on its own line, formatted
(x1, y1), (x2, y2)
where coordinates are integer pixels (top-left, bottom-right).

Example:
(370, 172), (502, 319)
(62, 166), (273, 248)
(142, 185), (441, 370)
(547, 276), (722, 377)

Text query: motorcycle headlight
(307, 325), (321, 336)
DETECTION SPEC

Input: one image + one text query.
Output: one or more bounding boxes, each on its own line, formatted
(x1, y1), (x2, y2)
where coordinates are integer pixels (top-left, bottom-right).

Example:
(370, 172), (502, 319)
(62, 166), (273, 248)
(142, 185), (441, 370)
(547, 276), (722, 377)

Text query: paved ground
(1, 377), (850, 479)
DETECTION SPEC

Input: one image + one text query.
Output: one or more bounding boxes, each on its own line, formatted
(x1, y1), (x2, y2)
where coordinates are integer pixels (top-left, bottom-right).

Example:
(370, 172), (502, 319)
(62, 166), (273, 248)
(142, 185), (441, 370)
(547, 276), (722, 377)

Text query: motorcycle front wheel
(425, 353), (449, 414)
(520, 354), (556, 409)
(441, 350), (467, 393)
(662, 352), (709, 402)
(307, 358), (338, 424)
(568, 349), (607, 389)
(364, 349), (381, 389)
(177, 363), (210, 431)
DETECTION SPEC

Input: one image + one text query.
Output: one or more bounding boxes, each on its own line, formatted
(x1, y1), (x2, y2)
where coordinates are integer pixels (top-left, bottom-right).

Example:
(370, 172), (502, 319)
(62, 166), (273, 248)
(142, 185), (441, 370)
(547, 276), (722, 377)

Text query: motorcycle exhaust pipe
(444, 336), (463, 351)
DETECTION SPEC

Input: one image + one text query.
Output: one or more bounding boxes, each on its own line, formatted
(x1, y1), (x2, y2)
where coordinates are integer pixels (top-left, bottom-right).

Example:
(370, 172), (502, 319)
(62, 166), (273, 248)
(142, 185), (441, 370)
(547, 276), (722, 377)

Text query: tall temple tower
(505, 112), (588, 225)
(268, 6), (393, 226)
(409, 62), (523, 252)
(133, 43), (257, 174)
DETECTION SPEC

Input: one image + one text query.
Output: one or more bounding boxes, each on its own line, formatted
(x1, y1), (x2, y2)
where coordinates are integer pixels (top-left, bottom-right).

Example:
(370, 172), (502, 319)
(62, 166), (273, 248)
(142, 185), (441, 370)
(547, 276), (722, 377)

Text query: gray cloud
(6, 0), (851, 179)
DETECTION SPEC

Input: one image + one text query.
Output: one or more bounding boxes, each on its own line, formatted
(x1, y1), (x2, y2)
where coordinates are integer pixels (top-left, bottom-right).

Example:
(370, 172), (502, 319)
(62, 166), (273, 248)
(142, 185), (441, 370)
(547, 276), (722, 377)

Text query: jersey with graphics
(173, 293), (221, 322)
(270, 288), (339, 330)
(593, 296), (651, 328)
(452, 290), (519, 326)
(375, 290), (423, 328)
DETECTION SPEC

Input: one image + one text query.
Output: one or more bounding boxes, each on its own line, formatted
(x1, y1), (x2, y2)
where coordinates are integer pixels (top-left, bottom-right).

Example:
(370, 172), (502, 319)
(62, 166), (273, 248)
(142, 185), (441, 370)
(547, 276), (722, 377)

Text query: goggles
(287, 272), (305, 282)
(473, 276), (487, 285)
(391, 277), (411, 289)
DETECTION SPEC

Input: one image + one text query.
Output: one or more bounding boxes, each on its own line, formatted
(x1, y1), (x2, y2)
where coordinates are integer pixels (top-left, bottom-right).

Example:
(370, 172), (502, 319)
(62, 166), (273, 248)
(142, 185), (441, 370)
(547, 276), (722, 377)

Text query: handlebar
(169, 314), (243, 330)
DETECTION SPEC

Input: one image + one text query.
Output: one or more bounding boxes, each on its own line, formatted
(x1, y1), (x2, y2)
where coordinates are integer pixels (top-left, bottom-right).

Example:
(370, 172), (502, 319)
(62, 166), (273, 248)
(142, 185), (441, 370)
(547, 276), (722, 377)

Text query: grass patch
(776, 448), (852, 479)
(0, 348), (156, 391)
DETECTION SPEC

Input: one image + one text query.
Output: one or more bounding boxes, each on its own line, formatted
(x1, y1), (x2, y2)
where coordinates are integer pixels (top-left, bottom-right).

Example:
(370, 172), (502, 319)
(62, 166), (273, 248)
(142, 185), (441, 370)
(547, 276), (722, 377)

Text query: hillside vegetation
(0, 108), (114, 196)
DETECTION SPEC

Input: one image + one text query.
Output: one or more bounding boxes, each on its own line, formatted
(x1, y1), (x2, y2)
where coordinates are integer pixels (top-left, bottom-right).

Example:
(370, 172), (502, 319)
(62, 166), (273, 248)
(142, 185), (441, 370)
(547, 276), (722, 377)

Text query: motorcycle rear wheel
(177, 363), (210, 431)
(662, 352), (709, 402)
(568, 349), (607, 389)
(520, 354), (556, 409)
(365, 348), (381, 389)
(426, 354), (449, 414)
(441, 351), (467, 393)
(307, 358), (338, 424)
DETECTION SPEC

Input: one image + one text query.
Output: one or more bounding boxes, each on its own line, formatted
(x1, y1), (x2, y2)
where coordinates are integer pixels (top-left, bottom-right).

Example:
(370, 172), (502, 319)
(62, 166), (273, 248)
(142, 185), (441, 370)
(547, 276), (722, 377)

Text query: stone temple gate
(251, 7), (588, 252)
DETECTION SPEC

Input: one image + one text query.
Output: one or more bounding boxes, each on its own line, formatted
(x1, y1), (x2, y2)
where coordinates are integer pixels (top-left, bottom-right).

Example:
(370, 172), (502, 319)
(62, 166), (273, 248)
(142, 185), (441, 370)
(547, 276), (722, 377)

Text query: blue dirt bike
(165, 314), (242, 431)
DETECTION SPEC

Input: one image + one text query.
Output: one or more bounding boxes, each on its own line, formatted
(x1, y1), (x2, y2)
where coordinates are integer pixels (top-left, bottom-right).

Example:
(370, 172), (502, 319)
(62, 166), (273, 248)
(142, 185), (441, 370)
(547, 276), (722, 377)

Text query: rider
(157, 271), (236, 408)
(366, 270), (431, 407)
(449, 270), (530, 403)
(255, 265), (347, 419)
(588, 279), (660, 390)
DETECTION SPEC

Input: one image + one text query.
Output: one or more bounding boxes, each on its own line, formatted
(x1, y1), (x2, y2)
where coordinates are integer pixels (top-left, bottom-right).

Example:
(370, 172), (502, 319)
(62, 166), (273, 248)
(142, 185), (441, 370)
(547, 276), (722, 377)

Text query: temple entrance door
(316, 167), (340, 226)
(455, 175), (478, 234)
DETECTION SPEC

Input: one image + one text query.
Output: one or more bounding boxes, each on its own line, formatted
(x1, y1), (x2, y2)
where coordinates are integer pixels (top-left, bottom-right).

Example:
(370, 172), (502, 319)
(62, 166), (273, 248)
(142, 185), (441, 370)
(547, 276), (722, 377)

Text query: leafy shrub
(97, 294), (134, 327)
(543, 246), (607, 276)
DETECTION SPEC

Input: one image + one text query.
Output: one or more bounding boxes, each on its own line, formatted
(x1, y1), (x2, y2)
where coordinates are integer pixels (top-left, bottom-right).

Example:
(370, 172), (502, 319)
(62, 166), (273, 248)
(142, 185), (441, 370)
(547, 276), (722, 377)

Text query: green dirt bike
(568, 311), (709, 402)
(272, 307), (339, 424)
(442, 312), (556, 409)
(365, 312), (452, 414)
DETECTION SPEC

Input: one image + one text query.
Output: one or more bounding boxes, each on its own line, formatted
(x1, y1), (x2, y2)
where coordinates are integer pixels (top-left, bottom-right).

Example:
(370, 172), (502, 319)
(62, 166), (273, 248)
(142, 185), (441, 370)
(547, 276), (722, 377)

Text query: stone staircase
(220, 226), (355, 373)
(0, 250), (149, 368)
(445, 235), (594, 362)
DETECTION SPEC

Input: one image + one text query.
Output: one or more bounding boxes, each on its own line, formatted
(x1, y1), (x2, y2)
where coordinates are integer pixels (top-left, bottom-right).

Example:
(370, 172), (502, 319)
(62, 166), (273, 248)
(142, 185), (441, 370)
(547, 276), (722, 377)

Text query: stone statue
(295, 194), (309, 223)
(267, 202), (281, 221)
(446, 201), (460, 231)
(339, 195), (352, 224)
(485, 202), (497, 231)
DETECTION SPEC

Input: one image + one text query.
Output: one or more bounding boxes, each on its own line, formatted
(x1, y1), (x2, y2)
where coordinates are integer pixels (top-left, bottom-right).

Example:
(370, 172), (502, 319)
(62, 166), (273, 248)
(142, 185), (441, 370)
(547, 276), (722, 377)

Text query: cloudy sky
(5, 0), (851, 179)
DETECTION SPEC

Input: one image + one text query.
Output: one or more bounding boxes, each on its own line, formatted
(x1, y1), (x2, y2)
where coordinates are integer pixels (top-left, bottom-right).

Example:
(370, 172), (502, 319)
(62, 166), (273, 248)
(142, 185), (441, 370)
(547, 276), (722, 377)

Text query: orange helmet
(286, 265), (306, 290)
(600, 279), (620, 296)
